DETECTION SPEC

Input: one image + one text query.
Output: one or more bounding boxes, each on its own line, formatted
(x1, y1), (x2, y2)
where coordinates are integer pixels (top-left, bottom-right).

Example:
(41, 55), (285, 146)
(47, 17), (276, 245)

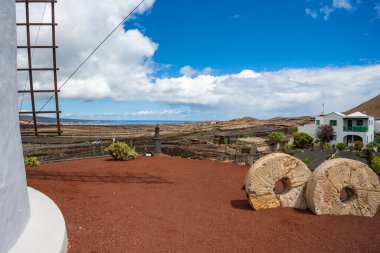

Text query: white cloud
(305, 0), (355, 20)
(375, 2), (380, 17)
(180, 66), (198, 77)
(15, 1), (380, 119)
(179, 66), (215, 76)
(128, 110), (183, 116)
(320, 5), (335, 20)
(201, 67), (216, 75)
(305, 8), (318, 19)
(149, 65), (380, 117)
(16, 0), (157, 102)
(232, 14), (240, 19)
(333, 0), (353, 10)
(55, 63), (380, 117)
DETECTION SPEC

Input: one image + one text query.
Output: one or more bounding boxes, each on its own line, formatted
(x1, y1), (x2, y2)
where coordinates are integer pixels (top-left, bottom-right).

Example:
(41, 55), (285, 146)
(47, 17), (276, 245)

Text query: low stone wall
(23, 139), (152, 162)
(162, 145), (265, 165)
(24, 143), (109, 162)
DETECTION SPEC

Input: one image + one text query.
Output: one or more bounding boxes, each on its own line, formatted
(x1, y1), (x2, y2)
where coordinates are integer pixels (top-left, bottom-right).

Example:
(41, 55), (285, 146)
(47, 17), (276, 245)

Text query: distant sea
(20, 115), (197, 125)
(61, 119), (195, 126)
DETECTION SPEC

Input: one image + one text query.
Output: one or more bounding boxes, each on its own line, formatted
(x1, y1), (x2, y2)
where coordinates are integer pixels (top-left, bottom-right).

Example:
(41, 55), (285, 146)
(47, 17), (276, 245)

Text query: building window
(329, 120), (337, 126)
(316, 120), (320, 125)
(356, 120), (363, 126)
(332, 135), (337, 141)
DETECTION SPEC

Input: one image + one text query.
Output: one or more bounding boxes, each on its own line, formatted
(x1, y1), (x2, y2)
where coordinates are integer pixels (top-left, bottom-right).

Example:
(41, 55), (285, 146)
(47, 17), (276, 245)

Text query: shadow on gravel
(230, 199), (252, 211)
(293, 207), (314, 216)
(27, 170), (172, 184)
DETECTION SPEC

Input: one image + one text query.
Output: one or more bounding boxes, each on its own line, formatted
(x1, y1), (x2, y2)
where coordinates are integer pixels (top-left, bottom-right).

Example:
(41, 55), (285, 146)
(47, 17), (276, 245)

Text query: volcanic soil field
(26, 156), (380, 252)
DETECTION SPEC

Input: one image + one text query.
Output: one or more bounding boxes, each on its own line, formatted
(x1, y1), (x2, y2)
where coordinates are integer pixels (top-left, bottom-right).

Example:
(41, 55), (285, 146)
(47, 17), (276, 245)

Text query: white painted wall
(299, 113), (375, 145)
(315, 116), (324, 125)
(375, 120), (380, 134)
(0, 1), (31, 252)
(298, 124), (317, 138)
(367, 117), (375, 144)
(343, 117), (374, 145)
(322, 113), (344, 145)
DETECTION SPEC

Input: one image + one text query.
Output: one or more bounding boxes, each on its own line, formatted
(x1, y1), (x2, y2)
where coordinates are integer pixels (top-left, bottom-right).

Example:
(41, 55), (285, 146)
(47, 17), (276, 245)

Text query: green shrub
(370, 155), (380, 174)
(301, 157), (311, 164)
(375, 133), (380, 143)
(336, 143), (346, 151)
(269, 132), (286, 144)
(367, 142), (378, 150)
(242, 131), (255, 137)
(104, 142), (138, 161)
(24, 156), (40, 167)
(322, 143), (332, 150)
(284, 144), (294, 150)
(325, 154), (332, 160)
(293, 132), (313, 148)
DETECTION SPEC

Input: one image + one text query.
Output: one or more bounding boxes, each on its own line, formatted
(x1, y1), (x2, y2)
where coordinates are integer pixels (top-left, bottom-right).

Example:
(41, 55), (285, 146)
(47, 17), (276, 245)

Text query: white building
(298, 111), (375, 146)
(376, 120), (380, 134)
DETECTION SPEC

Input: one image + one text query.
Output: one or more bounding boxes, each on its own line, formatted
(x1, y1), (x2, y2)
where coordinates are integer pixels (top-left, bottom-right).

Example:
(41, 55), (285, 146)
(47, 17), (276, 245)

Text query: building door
(348, 120), (352, 130)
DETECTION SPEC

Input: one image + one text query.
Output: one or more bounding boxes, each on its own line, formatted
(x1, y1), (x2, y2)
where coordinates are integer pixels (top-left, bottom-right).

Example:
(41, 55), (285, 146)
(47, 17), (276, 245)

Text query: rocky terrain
(21, 116), (313, 162)
(345, 94), (380, 119)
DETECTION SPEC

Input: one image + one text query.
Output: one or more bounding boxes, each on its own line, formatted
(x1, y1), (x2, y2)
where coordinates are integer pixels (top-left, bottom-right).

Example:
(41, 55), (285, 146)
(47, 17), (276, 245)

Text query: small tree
(366, 142), (378, 151)
(105, 142), (138, 161)
(269, 132), (286, 150)
(316, 125), (334, 144)
(322, 143), (332, 150)
(293, 132), (313, 148)
(336, 143), (346, 151)
(354, 141), (363, 151)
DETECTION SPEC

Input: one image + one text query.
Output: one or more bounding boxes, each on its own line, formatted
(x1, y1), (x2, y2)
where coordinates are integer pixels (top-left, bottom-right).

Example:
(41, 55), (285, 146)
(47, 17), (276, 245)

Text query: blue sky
(132, 0), (380, 73)
(18, 0), (380, 121)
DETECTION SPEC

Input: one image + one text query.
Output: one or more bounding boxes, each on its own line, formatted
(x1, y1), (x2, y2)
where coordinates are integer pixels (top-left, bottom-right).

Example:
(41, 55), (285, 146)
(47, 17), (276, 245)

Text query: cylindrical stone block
(245, 153), (311, 210)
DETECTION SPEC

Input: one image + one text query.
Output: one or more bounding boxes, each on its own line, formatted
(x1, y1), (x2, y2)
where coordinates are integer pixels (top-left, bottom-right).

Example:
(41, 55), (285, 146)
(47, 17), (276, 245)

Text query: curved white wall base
(0, 1), (31, 251)
(9, 188), (67, 253)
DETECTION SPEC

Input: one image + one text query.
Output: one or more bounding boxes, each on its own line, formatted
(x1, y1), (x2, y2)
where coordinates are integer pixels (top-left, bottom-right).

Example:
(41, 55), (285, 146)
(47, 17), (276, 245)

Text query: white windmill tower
(0, 0), (67, 252)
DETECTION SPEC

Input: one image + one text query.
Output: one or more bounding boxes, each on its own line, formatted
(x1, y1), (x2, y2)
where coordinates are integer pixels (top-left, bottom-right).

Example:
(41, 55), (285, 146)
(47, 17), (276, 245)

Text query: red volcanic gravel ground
(26, 156), (380, 253)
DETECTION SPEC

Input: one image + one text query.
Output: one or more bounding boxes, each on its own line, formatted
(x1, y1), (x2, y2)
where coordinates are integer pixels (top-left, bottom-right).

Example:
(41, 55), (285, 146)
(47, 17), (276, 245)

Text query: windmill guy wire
(25, 0), (146, 127)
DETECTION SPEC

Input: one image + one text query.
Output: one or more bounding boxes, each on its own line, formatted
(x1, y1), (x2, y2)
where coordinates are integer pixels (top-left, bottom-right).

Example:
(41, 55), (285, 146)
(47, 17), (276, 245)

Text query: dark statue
(153, 124), (162, 154)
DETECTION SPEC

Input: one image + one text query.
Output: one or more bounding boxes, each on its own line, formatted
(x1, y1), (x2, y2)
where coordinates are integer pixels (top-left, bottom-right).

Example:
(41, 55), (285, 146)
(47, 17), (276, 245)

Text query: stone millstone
(244, 153), (311, 210)
(306, 158), (380, 217)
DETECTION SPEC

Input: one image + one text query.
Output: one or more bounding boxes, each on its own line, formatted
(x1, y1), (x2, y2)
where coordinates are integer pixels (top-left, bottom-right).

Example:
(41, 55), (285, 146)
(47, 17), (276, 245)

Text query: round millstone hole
(273, 178), (290, 195)
(339, 187), (356, 203)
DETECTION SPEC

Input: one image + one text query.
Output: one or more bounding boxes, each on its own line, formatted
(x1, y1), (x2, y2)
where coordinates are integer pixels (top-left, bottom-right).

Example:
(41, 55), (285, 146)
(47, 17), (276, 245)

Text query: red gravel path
(26, 156), (380, 253)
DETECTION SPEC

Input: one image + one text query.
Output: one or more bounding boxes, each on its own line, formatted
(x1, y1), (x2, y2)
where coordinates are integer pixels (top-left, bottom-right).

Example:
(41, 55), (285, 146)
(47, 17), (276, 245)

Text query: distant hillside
(345, 94), (380, 119)
(229, 117), (260, 123)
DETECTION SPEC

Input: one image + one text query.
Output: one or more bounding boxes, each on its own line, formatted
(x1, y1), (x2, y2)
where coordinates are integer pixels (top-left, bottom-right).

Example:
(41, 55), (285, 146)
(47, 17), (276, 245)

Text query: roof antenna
(322, 103), (325, 115)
